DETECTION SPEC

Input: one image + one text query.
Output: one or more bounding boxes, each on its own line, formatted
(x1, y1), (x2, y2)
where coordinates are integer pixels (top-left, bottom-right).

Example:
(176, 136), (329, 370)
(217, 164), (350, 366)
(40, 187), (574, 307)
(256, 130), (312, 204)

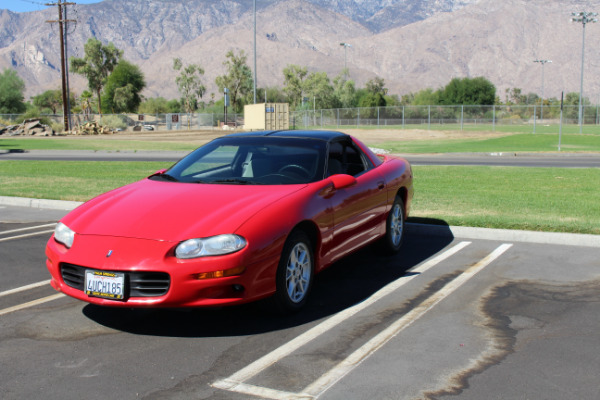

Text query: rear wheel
(381, 196), (405, 254)
(274, 230), (314, 313)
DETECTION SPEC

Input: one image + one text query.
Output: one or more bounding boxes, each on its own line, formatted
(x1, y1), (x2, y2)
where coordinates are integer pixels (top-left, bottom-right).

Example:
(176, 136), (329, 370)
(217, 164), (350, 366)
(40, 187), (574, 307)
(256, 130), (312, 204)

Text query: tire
(381, 196), (405, 254)
(274, 230), (314, 313)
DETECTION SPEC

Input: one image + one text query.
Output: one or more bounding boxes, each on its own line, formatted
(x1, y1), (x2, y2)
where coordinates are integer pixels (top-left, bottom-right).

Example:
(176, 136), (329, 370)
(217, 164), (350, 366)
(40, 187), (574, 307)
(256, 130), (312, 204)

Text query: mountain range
(1, 0), (599, 103)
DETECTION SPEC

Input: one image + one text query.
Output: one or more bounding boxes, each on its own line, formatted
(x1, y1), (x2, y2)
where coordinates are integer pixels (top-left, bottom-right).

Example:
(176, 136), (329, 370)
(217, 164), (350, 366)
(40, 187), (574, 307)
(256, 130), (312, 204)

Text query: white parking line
(212, 241), (473, 396)
(0, 223), (56, 235)
(0, 293), (65, 317)
(303, 243), (513, 398)
(0, 280), (50, 298)
(0, 229), (55, 242)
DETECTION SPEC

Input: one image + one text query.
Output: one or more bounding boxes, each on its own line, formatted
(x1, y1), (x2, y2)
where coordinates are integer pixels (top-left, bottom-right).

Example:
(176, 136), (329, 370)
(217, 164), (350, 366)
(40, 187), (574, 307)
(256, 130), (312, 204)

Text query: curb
(406, 223), (600, 248)
(0, 196), (83, 211)
(2, 196), (599, 248)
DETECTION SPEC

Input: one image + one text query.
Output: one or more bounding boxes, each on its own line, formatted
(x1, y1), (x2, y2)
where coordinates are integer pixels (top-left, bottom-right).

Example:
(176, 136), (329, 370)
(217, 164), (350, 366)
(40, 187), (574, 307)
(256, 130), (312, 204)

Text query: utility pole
(571, 11), (597, 133)
(253, 0), (257, 104)
(46, 1), (76, 132)
(340, 42), (351, 78)
(533, 59), (551, 120)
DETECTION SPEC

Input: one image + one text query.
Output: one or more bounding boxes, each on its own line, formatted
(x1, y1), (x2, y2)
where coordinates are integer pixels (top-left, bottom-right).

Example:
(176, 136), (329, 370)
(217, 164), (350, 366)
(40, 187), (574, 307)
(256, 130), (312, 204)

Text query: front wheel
(274, 230), (314, 313)
(381, 196), (405, 254)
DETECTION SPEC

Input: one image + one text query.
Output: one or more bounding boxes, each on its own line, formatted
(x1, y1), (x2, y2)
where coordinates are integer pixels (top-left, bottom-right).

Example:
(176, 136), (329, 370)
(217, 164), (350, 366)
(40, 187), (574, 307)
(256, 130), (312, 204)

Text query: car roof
(223, 130), (350, 142)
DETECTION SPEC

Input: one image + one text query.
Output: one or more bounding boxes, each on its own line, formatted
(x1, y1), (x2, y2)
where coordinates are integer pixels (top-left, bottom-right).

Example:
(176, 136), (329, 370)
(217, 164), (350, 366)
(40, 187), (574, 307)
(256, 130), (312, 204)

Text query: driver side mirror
(318, 174), (357, 198)
(329, 173), (357, 189)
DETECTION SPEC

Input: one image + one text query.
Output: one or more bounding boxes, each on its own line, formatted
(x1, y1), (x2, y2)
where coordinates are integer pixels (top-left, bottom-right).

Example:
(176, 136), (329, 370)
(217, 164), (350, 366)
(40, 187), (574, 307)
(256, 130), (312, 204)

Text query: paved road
(1, 149), (599, 167)
(1, 205), (600, 399)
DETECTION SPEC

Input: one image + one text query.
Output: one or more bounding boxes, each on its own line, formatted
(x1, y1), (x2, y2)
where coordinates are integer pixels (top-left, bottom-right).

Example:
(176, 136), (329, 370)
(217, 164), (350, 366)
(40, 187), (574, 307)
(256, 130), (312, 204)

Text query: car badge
(106, 250), (113, 258)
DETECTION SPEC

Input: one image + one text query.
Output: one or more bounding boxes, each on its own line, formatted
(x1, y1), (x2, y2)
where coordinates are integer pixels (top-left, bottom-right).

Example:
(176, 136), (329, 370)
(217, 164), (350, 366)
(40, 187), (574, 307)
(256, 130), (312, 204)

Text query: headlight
(54, 222), (75, 248)
(175, 234), (246, 259)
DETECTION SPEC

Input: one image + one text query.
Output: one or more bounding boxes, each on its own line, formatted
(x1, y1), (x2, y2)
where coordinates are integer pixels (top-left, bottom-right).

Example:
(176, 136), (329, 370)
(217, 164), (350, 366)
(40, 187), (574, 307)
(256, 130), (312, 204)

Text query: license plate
(85, 270), (125, 300)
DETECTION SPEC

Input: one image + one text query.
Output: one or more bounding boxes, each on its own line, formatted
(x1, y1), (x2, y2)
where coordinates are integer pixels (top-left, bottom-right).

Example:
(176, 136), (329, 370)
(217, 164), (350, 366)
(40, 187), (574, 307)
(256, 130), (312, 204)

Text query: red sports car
(46, 130), (413, 312)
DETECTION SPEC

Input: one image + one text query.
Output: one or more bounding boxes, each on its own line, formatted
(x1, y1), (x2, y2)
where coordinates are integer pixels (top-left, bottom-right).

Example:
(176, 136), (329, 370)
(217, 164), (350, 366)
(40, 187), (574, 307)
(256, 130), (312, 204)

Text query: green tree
(303, 71), (335, 109)
(0, 68), (27, 114)
(262, 86), (287, 104)
(282, 64), (308, 108)
(358, 77), (387, 110)
(333, 69), (356, 108)
(138, 97), (181, 114)
(166, 99), (181, 113)
(215, 50), (253, 113)
(79, 90), (95, 118)
(32, 89), (76, 114)
(358, 92), (386, 109)
(32, 89), (62, 114)
(101, 60), (146, 113)
(365, 77), (386, 96)
(139, 97), (169, 114)
(70, 38), (122, 115)
(563, 92), (592, 119)
(505, 87), (524, 105)
(173, 58), (205, 114)
(439, 77), (496, 105)
(411, 88), (440, 105)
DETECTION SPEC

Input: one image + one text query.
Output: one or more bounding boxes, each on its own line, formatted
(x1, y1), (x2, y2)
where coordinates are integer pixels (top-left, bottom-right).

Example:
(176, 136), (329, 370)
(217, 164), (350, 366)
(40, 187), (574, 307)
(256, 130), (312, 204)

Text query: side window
(326, 140), (370, 177)
(326, 142), (344, 176)
(344, 142), (367, 176)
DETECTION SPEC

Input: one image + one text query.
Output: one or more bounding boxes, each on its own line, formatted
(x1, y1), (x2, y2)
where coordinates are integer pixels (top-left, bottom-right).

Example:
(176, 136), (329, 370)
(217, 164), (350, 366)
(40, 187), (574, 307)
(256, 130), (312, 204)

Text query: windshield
(151, 136), (327, 185)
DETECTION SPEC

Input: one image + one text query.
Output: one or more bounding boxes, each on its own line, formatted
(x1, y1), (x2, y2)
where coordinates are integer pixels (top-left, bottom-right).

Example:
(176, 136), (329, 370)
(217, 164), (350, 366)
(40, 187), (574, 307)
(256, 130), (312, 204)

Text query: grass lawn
(1, 161), (598, 234)
(411, 166), (600, 234)
(382, 132), (600, 153)
(2, 131), (599, 153)
(0, 137), (195, 152)
(0, 161), (168, 201)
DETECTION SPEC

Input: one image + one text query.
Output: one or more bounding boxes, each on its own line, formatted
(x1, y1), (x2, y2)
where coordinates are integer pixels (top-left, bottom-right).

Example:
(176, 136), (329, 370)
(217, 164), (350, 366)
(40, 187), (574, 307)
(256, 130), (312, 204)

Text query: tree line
(0, 38), (594, 129)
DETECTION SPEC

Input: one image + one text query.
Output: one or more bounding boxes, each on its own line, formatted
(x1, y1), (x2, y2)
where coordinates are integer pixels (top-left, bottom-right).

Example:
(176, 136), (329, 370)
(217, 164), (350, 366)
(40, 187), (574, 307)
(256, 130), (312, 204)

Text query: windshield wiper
(210, 178), (260, 185)
(150, 172), (179, 182)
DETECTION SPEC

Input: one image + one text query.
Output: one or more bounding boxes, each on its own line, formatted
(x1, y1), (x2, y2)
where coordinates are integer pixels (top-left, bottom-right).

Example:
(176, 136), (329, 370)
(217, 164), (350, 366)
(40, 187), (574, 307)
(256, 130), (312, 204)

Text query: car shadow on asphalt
(82, 222), (454, 337)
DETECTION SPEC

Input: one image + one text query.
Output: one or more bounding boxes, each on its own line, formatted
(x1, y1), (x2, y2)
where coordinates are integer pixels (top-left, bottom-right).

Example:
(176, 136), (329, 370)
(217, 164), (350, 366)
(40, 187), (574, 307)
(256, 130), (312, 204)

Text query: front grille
(60, 263), (170, 298)
(129, 272), (170, 297)
(61, 263), (85, 290)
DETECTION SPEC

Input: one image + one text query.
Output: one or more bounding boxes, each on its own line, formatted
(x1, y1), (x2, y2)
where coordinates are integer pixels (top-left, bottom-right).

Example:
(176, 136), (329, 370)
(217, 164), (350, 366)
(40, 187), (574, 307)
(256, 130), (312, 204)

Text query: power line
(17, 0), (48, 9)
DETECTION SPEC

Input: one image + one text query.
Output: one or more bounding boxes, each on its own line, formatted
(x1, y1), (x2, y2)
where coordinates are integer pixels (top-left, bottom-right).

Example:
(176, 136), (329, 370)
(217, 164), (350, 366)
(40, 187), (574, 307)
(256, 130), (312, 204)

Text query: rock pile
(0, 119), (55, 136)
(69, 121), (113, 135)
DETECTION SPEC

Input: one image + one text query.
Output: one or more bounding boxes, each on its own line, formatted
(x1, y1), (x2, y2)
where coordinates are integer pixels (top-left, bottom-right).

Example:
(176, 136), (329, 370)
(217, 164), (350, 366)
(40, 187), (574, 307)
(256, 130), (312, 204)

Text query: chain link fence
(0, 112), (244, 132)
(290, 104), (600, 133)
(2, 104), (600, 133)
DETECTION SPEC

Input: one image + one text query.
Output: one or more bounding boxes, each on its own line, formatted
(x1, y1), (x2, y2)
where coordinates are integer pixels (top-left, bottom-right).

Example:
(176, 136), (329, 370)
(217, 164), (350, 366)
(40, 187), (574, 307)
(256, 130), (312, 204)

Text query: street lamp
(571, 11), (597, 133)
(340, 42), (351, 76)
(533, 59), (552, 120)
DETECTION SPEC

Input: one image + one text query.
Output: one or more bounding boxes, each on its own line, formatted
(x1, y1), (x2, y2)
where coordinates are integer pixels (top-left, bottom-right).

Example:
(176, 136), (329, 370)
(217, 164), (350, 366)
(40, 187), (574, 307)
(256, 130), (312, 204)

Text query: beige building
(244, 103), (289, 130)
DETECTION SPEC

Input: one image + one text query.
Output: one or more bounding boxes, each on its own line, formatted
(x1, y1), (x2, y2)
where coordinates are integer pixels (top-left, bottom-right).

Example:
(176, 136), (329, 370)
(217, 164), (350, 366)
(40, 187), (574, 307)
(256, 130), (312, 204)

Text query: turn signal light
(195, 265), (246, 280)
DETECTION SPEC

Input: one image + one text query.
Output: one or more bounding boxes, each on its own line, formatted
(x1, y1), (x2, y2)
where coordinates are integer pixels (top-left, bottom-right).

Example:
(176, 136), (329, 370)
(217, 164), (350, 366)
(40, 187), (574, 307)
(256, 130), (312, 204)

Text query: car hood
(63, 179), (306, 242)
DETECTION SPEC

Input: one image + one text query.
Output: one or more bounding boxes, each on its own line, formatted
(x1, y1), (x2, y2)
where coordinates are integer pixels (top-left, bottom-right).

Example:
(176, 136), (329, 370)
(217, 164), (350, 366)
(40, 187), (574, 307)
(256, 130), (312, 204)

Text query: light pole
(533, 59), (551, 120)
(340, 42), (351, 77)
(253, 0), (257, 104)
(571, 11), (597, 133)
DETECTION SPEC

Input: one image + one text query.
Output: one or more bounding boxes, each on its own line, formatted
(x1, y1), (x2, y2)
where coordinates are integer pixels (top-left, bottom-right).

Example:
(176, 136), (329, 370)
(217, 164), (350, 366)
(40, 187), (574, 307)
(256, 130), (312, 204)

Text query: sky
(2, 0), (102, 13)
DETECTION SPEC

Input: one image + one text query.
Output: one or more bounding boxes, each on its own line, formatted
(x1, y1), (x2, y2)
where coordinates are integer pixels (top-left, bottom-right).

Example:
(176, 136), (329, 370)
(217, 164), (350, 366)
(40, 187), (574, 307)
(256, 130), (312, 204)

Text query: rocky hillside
(1, 0), (599, 102)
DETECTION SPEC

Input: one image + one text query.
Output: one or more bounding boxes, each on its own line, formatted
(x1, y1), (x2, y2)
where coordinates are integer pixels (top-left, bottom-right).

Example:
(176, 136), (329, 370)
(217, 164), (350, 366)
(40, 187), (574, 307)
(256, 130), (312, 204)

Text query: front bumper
(45, 234), (278, 307)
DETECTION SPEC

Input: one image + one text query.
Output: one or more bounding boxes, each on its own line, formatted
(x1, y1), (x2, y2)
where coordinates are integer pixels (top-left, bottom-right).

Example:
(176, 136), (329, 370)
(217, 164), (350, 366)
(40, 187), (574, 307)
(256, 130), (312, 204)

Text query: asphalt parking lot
(1, 204), (600, 400)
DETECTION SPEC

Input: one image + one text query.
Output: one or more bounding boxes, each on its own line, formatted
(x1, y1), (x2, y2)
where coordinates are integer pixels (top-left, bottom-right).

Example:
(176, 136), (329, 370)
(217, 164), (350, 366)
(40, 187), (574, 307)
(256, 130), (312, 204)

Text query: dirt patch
(61, 128), (510, 146)
(339, 128), (512, 144)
